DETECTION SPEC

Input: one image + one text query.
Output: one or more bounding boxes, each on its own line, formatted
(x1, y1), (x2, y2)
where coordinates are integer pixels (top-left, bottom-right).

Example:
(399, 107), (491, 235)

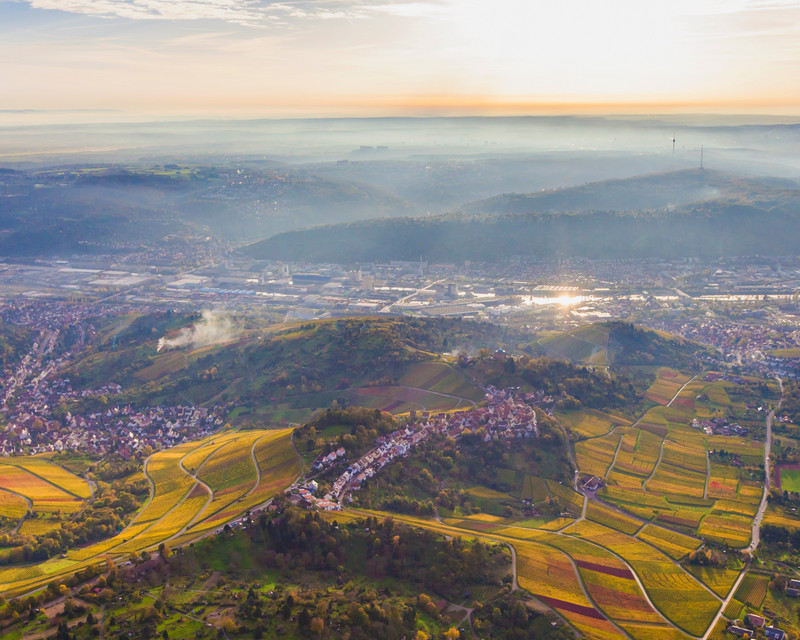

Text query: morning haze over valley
(2, 1), (800, 639)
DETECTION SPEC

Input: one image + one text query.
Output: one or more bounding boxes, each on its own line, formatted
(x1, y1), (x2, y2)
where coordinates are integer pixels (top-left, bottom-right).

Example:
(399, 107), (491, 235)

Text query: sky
(2, 0), (800, 119)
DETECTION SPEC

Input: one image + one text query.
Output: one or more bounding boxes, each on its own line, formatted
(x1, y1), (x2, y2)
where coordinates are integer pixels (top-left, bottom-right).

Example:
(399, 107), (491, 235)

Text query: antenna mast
(672, 132), (676, 154)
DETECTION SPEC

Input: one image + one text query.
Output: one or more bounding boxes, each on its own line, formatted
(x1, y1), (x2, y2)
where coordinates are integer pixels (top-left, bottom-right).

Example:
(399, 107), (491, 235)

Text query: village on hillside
(290, 386), (540, 511)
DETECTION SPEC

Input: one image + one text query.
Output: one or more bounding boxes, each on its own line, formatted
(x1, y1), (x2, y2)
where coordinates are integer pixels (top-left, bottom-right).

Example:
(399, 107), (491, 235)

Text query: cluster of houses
(653, 315), (800, 375)
(729, 612), (787, 639)
(691, 416), (748, 437)
(0, 397), (228, 457)
(288, 480), (340, 511)
(291, 386), (540, 511)
(311, 446), (346, 472)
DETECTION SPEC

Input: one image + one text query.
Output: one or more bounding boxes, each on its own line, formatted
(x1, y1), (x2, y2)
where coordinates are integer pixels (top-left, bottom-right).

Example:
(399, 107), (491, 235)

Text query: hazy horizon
(4, 0), (800, 119)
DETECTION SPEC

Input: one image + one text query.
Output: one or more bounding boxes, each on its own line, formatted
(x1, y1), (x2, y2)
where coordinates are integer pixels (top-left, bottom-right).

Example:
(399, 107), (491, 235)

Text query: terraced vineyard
(0, 457), (92, 518)
(0, 428), (300, 597)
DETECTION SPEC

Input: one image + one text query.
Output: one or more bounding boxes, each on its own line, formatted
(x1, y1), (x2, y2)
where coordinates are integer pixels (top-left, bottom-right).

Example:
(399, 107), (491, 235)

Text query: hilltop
(536, 321), (714, 371)
(62, 315), (522, 424)
(459, 169), (796, 215)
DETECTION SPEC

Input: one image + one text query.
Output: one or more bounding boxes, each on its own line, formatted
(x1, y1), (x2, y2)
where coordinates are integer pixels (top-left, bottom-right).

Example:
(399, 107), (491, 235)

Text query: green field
(780, 468), (800, 492)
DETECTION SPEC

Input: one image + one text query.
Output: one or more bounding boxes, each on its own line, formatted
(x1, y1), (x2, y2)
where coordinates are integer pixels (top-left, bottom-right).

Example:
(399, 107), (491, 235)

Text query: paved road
(642, 439), (666, 491)
(506, 543), (518, 591)
(747, 376), (783, 554)
(381, 278), (445, 313)
(604, 428), (625, 478)
(700, 563), (750, 640)
(667, 374), (699, 408)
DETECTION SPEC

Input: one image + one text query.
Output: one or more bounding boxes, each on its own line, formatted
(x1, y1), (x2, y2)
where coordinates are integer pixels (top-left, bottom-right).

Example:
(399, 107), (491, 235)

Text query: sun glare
(557, 295), (583, 307)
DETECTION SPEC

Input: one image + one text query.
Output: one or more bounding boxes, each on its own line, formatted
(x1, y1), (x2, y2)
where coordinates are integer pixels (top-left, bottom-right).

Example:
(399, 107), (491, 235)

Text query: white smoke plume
(157, 309), (237, 352)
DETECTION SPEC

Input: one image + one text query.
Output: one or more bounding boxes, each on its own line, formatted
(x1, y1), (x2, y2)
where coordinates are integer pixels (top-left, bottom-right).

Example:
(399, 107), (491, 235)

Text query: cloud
(18, 0), (437, 26)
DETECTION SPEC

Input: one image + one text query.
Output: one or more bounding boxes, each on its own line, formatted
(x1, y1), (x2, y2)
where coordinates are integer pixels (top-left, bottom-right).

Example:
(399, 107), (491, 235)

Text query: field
(0, 428), (300, 597)
(778, 466), (800, 492)
(685, 565), (742, 598)
(539, 324), (610, 366)
(706, 463), (739, 500)
(398, 362), (483, 400)
(636, 524), (700, 560)
(350, 361), (483, 413)
(698, 513), (752, 547)
(767, 348), (800, 358)
(0, 457), (92, 516)
(733, 573), (769, 607)
(645, 368), (691, 405)
(557, 409), (631, 439)
(133, 350), (188, 381)
(0, 490), (29, 520)
(566, 520), (720, 637)
(508, 540), (627, 640)
(366, 508), (707, 639)
(546, 480), (585, 515)
(576, 431), (623, 478)
(609, 429), (662, 479)
(351, 385), (469, 413)
(586, 501), (642, 535)
(763, 506), (800, 529)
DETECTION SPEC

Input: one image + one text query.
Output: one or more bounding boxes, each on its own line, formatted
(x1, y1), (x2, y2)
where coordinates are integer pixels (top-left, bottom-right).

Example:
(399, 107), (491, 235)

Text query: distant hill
(535, 321), (713, 371)
(245, 171), (800, 263)
(0, 165), (418, 257)
(460, 169), (797, 215)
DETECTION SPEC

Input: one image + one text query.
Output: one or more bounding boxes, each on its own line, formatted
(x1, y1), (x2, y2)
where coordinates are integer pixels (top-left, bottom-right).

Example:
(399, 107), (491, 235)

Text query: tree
(297, 608), (311, 628)
(310, 617), (324, 635)
(444, 628), (461, 640)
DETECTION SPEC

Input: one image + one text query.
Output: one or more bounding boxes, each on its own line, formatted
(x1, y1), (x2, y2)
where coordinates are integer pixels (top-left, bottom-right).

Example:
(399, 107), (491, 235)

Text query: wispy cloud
(17, 0), (436, 26)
